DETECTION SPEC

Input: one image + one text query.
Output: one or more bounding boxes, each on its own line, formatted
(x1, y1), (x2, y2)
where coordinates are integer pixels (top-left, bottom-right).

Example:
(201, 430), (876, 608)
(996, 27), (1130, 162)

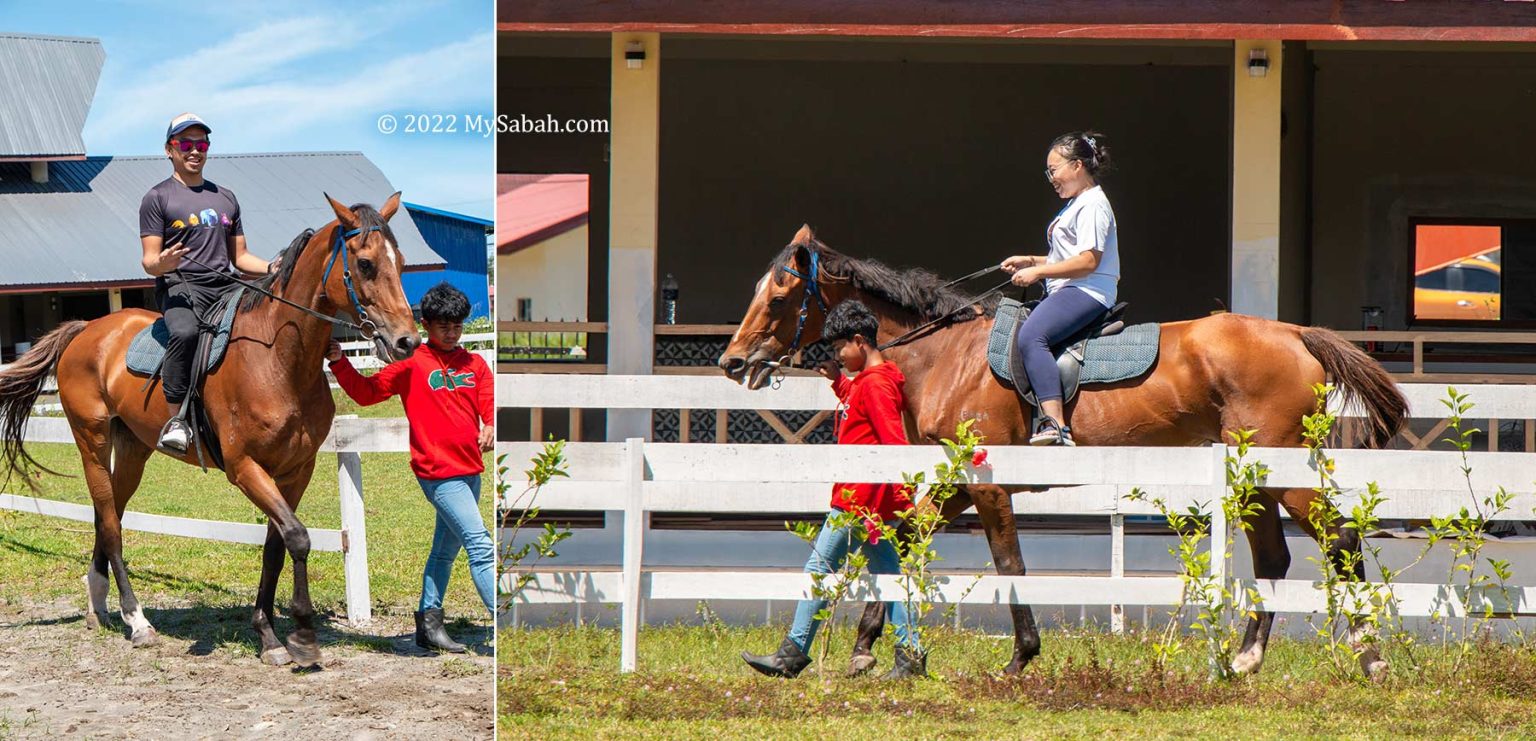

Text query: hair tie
(1083, 135), (1097, 154)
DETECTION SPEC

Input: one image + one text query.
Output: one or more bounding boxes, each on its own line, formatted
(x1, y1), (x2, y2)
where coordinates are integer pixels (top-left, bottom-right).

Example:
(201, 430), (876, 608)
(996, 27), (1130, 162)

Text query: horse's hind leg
(78, 419), (158, 646)
(1269, 484), (1387, 680)
(1232, 492), (1289, 675)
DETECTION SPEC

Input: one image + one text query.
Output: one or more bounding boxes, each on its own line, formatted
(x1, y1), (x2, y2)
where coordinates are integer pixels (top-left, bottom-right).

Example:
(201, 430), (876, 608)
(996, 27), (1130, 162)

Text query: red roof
(496, 173), (589, 254)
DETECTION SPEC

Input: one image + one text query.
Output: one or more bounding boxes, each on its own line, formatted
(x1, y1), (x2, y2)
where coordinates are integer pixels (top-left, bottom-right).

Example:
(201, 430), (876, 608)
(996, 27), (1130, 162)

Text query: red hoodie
(329, 344), (493, 480)
(829, 361), (914, 522)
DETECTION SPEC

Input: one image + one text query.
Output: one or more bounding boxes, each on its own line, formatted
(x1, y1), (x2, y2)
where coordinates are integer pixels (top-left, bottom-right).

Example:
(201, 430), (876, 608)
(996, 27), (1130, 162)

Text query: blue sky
(6, 0), (494, 220)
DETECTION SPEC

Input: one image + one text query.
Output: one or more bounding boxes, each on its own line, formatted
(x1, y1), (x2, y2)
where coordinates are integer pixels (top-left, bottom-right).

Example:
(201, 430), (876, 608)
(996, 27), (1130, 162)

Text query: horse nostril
(397, 335), (420, 354)
(719, 356), (745, 373)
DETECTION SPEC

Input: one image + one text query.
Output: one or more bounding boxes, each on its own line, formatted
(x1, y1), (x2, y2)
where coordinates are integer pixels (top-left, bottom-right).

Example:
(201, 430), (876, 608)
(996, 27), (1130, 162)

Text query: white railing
(500, 437), (1536, 672)
(495, 374), (1536, 672)
(0, 415), (410, 627)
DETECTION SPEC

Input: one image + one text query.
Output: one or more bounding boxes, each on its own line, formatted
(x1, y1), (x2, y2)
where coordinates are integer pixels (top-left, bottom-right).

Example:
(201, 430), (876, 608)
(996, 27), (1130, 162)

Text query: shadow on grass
(0, 532), (245, 599)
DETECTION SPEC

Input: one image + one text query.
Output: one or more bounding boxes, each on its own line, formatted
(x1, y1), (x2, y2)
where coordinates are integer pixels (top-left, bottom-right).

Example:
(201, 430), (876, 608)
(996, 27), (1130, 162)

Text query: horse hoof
(1230, 648), (1264, 676)
(84, 611), (104, 631)
(261, 647), (293, 666)
(286, 636), (323, 668)
(1362, 658), (1389, 683)
(130, 628), (160, 648)
(846, 652), (878, 678)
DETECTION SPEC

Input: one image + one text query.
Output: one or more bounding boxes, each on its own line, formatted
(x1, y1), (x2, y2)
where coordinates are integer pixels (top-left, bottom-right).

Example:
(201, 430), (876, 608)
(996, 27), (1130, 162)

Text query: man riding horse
(139, 113), (275, 453)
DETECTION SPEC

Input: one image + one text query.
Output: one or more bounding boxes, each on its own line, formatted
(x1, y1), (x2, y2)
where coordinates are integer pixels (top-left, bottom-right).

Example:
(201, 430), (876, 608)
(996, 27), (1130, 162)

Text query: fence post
(1209, 443), (1229, 594)
(620, 437), (646, 672)
(1110, 510), (1125, 635)
(337, 448), (371, 626)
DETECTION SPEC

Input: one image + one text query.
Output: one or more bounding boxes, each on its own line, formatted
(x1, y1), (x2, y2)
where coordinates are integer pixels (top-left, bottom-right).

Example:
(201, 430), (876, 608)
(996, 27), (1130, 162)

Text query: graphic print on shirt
(428, 368), (477, 391)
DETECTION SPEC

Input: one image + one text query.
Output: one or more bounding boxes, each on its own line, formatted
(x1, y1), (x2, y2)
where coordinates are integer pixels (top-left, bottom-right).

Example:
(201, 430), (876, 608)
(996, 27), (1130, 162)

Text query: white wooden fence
(497, 374), (1536, 672)
(0, 415), (411, 627)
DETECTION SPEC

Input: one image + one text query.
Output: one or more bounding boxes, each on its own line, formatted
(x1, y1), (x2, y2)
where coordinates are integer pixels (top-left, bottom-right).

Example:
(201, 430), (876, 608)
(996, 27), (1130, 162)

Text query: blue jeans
(1015, 286), (1108, 403)
(418, 474), (495, 615)
(787, 511), (920, 653)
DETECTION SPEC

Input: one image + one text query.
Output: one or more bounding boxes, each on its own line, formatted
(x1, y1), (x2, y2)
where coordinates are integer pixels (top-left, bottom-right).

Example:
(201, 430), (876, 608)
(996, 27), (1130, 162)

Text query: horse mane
(768, 237), (997, 322)
(238, 203), (397, 314)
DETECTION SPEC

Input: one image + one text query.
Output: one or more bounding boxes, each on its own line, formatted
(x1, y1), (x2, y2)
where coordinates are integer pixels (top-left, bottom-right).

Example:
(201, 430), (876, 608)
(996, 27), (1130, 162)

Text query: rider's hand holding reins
(1000, 255), (1041, 273)
(1009, 267), (1045, 287)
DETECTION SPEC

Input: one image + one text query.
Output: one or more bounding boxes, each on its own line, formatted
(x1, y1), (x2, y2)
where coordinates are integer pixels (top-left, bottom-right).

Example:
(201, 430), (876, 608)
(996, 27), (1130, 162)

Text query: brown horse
(0, 194), (420, 667)
(718, 225), (1407, 678)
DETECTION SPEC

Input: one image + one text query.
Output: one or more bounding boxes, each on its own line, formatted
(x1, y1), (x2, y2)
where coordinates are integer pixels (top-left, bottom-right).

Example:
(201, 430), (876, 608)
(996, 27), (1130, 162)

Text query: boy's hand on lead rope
(325, 340), (344, 362)
(816, 359), (842, 382)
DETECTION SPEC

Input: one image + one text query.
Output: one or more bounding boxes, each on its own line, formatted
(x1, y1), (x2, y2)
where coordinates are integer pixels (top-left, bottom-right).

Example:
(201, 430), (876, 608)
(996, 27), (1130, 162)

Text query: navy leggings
(1014, 286), (1108, 403)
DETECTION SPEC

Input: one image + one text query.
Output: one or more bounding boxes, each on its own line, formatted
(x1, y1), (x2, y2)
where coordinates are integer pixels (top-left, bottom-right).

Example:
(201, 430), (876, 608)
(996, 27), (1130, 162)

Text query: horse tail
(1300, 327), (1407, 449)
(0, 320), (88, 479)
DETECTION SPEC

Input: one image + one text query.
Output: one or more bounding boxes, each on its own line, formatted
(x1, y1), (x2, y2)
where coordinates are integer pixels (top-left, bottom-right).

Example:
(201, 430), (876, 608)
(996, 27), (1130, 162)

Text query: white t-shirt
(1044, 184), (1119, 308)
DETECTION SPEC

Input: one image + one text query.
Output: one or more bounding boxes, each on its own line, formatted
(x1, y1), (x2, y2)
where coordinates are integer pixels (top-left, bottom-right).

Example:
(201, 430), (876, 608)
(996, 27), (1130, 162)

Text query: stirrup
(1029, 418), (1075, 447)
(156, 417), (190, 454)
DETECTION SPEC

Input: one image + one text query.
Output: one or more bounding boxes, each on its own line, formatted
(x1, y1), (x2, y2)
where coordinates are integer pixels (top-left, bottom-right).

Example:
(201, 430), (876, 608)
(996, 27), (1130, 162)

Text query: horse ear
(792, 223), (815, 245)
(378, 191), (403, 221)
(324, 193), (361, 230)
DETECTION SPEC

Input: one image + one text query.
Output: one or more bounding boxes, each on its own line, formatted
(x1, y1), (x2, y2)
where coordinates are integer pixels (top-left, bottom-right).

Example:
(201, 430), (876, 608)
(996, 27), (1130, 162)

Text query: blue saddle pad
(126, 288), (243, 377)
(987, 297), (1160, 387)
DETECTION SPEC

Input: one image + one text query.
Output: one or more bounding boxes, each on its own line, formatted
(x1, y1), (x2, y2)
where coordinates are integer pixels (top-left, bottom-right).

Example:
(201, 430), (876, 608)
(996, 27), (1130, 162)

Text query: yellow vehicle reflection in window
(1414, 256), (1501, 321)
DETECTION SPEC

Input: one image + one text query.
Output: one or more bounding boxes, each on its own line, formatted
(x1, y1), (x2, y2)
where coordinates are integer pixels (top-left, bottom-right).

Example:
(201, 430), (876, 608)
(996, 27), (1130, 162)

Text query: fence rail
(500, 435), (1536, 672)
(0, 416), (410, 626)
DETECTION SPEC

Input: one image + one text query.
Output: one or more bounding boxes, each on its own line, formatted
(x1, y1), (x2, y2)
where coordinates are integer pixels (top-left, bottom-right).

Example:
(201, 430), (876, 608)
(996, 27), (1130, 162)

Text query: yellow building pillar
(607, 32), (661, 441)
(1231, 40), (1282, 319)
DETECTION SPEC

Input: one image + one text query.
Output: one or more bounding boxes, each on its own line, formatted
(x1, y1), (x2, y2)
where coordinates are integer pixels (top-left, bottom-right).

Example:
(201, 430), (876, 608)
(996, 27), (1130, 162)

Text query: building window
(1410, 219), (1536, 326)
(517, 297), (533, 321)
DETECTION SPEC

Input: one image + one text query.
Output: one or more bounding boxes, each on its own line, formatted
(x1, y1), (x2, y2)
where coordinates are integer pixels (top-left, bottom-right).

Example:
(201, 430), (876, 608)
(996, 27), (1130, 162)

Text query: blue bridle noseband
(777, 248), (828, 360)
(322, 225), (381, 339)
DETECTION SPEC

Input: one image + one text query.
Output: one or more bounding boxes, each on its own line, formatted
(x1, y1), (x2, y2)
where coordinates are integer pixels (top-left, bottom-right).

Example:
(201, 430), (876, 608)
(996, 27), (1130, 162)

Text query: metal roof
(0, 33), (104, 158)
(0, 152), (445, 289)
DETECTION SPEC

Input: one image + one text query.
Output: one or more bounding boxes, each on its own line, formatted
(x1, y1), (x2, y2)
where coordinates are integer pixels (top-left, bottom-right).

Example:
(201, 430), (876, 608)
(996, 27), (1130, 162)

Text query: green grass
(499, 622), (1536, 738)
(0, 442), (493, 619)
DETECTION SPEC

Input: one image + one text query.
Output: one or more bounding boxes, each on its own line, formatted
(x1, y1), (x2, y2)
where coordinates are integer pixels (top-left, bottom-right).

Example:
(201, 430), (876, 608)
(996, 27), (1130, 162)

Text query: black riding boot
(881, 645), (928, 680)
(415, 608), (466, 653)
(741, 637), (811, 678)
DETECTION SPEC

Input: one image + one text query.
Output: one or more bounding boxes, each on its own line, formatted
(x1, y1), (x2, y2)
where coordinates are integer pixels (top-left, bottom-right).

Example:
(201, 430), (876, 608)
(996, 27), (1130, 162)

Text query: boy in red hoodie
(741, 300), (925, 680)
(325, 283), (494, 654)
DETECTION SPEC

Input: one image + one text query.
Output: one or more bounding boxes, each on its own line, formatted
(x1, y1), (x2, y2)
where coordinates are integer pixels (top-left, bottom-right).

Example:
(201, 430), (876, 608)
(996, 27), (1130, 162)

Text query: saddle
(125, 287), (244, 471)
(986, 297), (1160, 409)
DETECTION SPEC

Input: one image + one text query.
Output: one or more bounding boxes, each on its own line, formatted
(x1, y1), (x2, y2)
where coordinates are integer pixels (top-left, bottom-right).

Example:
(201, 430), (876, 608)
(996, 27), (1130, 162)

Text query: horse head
(719, 224), (851, 389)
(320, 192), (421, 362)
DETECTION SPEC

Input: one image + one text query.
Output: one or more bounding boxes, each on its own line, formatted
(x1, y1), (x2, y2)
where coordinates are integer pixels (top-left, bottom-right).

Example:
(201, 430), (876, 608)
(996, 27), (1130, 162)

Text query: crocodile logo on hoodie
(428, 368), (476, 391)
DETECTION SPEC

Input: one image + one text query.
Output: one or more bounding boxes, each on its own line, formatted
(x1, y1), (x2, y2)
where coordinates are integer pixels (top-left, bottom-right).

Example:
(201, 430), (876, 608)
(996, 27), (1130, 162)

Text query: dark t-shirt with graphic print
(138, 177), (243, 275)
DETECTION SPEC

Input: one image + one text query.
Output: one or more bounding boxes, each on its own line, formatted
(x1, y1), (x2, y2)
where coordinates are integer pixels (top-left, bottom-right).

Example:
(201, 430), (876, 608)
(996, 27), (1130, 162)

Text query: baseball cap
(165, 113), (212, 141)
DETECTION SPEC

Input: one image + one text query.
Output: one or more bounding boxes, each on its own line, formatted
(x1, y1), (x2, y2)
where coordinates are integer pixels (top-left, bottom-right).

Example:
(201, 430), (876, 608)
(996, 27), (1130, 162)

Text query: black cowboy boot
(415, 608), (466, 653)
(881, 645), (928, 680)
(741, 637), (811, 678)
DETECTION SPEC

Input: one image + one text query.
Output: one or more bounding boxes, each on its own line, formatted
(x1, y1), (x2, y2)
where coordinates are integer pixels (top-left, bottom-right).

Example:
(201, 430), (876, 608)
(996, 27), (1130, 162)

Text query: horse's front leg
(231, 457), (322, 667)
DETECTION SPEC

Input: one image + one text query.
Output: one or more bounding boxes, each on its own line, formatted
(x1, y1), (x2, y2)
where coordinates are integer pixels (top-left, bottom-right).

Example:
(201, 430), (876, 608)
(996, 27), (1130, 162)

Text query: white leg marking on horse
(1231, 642), (1265, 675)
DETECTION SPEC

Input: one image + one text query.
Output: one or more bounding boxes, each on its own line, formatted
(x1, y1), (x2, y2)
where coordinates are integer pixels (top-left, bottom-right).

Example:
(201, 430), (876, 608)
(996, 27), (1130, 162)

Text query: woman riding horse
(1001, 131), (1120, 447)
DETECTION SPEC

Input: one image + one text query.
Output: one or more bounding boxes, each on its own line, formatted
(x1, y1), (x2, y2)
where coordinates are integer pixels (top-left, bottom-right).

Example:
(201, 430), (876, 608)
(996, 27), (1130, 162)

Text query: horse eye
(769, 295), (786, 311)
(357, 258), (375, 277)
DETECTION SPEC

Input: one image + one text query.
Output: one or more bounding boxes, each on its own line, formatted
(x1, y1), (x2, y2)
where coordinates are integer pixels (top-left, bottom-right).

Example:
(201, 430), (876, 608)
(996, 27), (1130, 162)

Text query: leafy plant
(497, 439), (574, 614)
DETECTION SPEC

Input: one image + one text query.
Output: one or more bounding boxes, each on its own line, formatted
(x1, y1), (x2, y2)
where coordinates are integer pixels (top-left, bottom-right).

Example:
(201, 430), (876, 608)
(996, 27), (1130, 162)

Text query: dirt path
(0, 599), (493, 739)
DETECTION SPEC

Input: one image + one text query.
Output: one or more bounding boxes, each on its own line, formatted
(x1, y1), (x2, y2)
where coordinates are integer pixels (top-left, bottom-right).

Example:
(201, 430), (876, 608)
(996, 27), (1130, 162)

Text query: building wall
(498, 224), (591, 321)
(400, 208), (491, 319)
(1309, 49), (1536, 330)
(656, 40), (1234, 325)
